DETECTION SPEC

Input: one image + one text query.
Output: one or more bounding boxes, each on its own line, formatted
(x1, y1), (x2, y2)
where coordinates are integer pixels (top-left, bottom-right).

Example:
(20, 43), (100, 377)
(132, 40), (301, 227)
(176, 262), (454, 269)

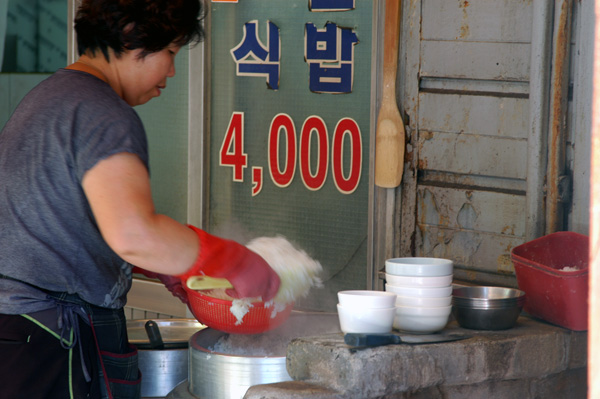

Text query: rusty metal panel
(418, 131), (527, 180)
(416, 186), (526, 236)
(421, 0), (533, 43)
(418, 171), (526, 194)
(420, 41), (531, 81)
(416, 226), (523, 286)
(569, 0), (593, 235)
(418, 92), (530, 139)
(396, 0), (537, 287)
(394, 0), (584, 288)
(544, 0), (573, 234)
(397, 0), (422, 259)
(415, 184), (526, 284)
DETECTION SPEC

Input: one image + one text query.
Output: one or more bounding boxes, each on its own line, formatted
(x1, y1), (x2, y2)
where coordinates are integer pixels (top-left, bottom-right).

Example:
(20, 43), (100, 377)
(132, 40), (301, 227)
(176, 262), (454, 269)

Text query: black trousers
(0, 312), (101, 399)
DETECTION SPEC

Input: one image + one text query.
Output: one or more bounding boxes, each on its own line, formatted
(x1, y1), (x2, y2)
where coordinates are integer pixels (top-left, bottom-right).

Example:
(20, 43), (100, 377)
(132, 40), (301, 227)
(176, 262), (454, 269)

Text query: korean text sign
(207, 0), (374, 310)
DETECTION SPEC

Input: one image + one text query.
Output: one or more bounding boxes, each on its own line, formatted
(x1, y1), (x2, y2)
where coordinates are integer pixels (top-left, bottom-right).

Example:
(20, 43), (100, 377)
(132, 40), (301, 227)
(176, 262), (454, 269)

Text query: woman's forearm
(82, 152), (198, 275)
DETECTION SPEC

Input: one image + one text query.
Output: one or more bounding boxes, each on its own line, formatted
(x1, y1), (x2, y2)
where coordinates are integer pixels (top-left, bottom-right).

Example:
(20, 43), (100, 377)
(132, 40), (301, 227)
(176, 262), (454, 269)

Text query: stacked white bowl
(337, 290), (397, 334)
(385, 257), (454, 333)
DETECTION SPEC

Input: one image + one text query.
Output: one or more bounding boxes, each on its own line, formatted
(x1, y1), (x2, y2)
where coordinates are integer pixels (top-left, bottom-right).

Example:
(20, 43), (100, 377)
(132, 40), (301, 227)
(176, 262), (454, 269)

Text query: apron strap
(88, 314), (115, 399)
(50, 296), (92, 383)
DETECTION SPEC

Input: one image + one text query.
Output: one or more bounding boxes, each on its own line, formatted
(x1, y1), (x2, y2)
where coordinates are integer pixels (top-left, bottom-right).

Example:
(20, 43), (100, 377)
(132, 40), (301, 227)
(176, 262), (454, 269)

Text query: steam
(207, 312), (340, 356)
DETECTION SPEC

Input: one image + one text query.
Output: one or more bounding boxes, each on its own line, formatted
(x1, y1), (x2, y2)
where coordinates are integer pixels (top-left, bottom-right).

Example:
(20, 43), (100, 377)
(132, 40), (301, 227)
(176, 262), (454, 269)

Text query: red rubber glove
(132, 266), (189, 304)
(178, 225), (280, 301)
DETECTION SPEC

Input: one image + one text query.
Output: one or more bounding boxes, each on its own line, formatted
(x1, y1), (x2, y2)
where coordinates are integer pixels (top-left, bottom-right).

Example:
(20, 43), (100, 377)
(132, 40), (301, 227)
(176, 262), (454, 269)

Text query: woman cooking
(0, 0), (280, 398)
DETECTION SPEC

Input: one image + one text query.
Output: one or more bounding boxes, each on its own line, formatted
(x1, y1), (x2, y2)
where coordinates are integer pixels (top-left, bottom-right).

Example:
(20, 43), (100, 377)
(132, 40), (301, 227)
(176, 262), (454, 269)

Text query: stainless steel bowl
(452, 286), (525, 330)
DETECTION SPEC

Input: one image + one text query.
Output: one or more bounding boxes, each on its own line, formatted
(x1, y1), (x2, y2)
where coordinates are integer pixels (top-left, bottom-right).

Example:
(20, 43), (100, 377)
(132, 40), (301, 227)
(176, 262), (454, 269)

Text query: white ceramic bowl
(337, 290), (397, 309)
(385, 257), (453, 277)
(337, 303), (396, 334)
(393, 305), (452, 333)
(385, 284), (453, 298)
(395, 295), (452, 308)
(385, 273), (453, 288)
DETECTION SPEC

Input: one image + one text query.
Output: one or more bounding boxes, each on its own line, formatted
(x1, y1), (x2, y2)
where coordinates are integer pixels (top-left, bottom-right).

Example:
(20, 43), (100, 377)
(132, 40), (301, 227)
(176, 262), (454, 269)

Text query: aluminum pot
(127, 319), (205, 398)
(188, 311), (340, 399)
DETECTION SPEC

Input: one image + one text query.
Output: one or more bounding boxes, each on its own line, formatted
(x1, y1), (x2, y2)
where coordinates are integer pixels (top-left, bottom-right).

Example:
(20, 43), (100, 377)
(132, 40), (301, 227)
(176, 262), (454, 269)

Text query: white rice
(201, 290), (258, 325)
(560, 266), (580, 272)
(247, 236), (323, 307)
(230, 299), (254, 325)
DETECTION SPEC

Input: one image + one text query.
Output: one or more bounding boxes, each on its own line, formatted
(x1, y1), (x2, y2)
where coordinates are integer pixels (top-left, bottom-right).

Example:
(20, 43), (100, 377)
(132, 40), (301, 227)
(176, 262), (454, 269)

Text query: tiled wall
(2, 0), (67, 73)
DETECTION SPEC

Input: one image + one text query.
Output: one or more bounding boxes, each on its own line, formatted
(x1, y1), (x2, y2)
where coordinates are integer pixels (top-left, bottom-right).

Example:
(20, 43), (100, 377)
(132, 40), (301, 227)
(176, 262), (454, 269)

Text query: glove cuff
(132, 266), (159, 279)
(177, 225), (242, 283)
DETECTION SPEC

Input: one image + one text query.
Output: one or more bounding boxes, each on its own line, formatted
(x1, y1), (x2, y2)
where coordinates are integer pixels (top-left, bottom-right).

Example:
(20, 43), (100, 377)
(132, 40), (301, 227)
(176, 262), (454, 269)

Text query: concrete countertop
(245, 316), (587, 399)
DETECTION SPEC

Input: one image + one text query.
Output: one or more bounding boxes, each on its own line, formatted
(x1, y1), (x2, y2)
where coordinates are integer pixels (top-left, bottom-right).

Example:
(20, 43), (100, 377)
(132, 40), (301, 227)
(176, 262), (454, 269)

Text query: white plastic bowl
(385, 273), (453, 288)
(393, 305), (452, 333)
(337, 303), (395, 334)
(337, 290), (397, 309)
(395, 295), (451, 308)
(385, 284), (453, 298)
(385, 257), (453, 277)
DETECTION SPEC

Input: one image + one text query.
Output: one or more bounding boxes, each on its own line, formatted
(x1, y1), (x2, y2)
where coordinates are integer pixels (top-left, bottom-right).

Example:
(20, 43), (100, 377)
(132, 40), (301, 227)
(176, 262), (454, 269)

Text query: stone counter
(245, 316), (587, 399)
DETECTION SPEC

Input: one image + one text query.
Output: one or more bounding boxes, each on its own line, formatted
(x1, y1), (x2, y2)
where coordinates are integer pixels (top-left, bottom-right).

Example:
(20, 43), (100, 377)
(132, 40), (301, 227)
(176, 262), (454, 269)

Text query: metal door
(391, 0), (584, 287)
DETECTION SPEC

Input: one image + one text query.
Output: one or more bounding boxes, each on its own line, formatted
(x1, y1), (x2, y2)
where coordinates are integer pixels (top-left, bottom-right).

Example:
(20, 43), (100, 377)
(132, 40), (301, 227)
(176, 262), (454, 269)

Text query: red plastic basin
(511, 231), (588, 331)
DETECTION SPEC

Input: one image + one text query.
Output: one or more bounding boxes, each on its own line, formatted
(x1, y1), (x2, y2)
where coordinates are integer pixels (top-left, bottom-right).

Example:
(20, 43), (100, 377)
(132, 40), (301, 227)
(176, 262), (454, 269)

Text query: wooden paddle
(187, 276), (233, 290)
(375, 0), (405, 188)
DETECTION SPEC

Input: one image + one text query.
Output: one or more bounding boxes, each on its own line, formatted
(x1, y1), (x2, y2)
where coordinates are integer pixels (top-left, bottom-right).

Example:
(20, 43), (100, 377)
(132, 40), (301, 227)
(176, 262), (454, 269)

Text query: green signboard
(207, 0), (375, 311)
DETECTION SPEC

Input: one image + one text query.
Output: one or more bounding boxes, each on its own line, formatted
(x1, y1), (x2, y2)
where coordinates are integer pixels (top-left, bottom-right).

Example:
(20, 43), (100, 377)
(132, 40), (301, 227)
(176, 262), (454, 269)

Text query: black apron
(0, 274), (141, 399)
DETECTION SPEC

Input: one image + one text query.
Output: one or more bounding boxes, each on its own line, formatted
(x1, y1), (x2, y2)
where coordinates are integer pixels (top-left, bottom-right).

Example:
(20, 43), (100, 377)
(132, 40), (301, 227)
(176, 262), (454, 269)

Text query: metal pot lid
(190, 311), (341, 356)
(127, 318), (205, 349)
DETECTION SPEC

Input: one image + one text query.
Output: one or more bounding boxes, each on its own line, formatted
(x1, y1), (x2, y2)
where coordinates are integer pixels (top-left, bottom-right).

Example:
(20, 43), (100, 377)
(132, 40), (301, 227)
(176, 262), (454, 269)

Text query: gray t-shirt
(0, 68), (149, 313)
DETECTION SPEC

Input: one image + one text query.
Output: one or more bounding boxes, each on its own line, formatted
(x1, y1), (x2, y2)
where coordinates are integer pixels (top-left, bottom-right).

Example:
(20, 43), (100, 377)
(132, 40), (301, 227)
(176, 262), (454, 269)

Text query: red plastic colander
(183, 286), (293, 334)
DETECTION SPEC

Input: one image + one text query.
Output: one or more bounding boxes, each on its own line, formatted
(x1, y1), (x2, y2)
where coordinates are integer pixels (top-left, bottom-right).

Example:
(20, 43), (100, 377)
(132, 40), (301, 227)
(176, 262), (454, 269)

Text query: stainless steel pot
(188, 311), (340, 399)
(189, 328), (291, 399)
(127, 319), (205, 398)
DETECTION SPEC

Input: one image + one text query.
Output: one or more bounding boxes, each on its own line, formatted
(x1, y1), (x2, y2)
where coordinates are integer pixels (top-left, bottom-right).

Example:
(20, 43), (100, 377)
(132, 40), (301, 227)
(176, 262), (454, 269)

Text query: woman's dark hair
(75, 0), (205, 60)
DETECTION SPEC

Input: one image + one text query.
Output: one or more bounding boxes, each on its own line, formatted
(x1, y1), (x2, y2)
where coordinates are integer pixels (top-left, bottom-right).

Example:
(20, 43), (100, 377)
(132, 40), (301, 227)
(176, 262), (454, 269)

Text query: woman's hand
(179, 226), (281, 301)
